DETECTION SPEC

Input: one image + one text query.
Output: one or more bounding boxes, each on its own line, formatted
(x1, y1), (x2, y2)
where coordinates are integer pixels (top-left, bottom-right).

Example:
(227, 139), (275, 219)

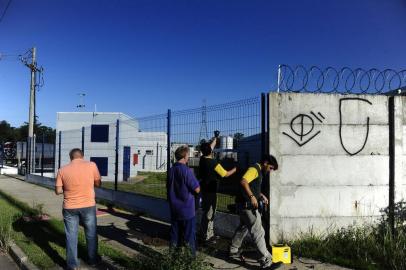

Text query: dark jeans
(170, 216), (196, 255)
(200, 192), (217, 240)
(63, 205), (98, 269)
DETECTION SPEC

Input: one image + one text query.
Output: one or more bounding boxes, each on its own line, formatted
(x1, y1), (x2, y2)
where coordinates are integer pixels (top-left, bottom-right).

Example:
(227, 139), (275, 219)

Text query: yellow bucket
(272, 244), (292, 264)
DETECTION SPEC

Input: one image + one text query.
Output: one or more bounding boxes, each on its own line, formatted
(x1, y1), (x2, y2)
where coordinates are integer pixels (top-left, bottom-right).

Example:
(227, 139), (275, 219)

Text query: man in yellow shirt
(229, 154), (281, 269)
(198, 137), (236, 243)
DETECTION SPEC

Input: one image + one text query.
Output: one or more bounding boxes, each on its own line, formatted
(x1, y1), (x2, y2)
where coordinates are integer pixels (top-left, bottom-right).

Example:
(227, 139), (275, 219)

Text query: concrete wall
(268, 93), (405, 242)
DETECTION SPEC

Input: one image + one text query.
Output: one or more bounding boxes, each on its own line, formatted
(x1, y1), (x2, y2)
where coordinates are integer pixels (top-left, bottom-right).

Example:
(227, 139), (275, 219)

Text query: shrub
(141, 247), (210, 270)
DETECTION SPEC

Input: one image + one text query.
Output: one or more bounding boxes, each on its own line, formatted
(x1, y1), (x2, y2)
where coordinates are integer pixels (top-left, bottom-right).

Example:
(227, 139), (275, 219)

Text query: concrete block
(278, 155), (389, 186)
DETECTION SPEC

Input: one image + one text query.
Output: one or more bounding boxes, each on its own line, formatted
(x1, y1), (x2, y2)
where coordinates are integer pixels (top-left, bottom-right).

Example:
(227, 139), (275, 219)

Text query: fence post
(52, 131), (56, 173)
(167, 109), (171, 181)
(115, 119), (120, 191)
(261, 93), (267, 157)
(41, 133), (45, 177)
(26, 137), (30, 174)
(20, 141), (24, 172)
(81, 126), (85, 155)
(388, 96), (395, 235)
(58, 131), (61, 169)
(261, 93), (271, 247)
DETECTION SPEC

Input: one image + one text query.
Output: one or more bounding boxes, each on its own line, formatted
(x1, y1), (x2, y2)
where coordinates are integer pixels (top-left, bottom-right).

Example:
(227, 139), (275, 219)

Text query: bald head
(69, 148), (83, 160)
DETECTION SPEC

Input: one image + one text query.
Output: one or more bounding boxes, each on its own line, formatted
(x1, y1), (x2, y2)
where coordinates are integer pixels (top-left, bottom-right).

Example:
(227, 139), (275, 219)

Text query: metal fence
(21, 94), (267, 213)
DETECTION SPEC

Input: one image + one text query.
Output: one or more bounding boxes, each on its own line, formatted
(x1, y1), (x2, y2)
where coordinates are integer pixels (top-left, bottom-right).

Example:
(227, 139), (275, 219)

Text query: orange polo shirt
(56, 159), (101, 209)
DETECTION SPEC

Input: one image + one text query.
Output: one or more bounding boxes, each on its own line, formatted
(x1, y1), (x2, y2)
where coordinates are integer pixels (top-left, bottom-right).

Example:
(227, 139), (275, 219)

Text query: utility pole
(23, 47), (37, 174)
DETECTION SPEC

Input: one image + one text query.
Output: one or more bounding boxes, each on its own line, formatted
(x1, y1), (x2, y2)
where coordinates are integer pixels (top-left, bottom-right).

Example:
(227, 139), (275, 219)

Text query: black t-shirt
(236, 164), (263, 203)
(199, 157), (220, 193)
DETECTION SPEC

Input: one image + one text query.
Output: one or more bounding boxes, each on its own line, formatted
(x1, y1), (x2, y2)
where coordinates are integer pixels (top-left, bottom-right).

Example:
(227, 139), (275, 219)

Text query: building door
(123, 146), (131, 182)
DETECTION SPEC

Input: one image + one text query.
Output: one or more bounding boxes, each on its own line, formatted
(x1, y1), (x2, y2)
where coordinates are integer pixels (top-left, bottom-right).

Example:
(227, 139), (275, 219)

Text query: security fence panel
(171, 97), (261, 212)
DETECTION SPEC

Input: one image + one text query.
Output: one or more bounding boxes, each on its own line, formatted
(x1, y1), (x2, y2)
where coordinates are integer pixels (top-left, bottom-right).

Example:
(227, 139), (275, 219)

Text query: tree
(0, 120), (15, 142)
(0, 118), (55, 143)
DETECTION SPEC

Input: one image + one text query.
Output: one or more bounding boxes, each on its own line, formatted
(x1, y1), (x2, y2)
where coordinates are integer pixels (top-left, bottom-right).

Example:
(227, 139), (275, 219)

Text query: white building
(55, 112), (167, 182)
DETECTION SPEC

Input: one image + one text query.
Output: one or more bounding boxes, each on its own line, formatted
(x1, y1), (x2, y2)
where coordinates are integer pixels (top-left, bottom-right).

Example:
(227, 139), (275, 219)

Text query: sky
(0, 0), (405, 128)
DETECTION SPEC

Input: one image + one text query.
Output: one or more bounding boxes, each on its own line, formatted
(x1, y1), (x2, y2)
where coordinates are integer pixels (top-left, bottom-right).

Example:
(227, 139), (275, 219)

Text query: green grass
(102, 171), (235, 212)
(0, 189), (139, 269)
(0, 188), (212, 270)
(289, 201), (406, 270)
(103, 171), (167, 199)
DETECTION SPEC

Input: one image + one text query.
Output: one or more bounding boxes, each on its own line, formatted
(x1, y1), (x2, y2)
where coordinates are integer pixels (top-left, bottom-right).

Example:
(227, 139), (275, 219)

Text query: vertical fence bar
(81, 126), (85, 155)
(41, 134), (45, 176)
(388, 96), (395, 235)
(52, 131), (56, 173)
(167, 109), (171, 181)
(33, 134), (36, 173)
(26, 137), (30, 174)
(20, 140), (24, 173)
(261, 93), (266, 157)
(261, 93), (271, 247)
(58, 131), (61, 169)
(115, 119), (120, 191)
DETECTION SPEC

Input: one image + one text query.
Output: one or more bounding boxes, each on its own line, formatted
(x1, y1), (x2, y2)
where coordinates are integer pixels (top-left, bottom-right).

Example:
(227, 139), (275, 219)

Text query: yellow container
(272, 244), (292, 264)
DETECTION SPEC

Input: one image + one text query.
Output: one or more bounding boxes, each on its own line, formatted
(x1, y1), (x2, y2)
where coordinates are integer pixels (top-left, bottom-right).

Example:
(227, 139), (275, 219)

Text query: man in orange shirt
(55, 148), (101, 270)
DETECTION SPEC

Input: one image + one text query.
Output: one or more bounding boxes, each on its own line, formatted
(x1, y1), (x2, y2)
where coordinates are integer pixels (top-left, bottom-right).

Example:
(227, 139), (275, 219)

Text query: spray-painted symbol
(283, 111), (325, 147)
(339, 98), (372, 156)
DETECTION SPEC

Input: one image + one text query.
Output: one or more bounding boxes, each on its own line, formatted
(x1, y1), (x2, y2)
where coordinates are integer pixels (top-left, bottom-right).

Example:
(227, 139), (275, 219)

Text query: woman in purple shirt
(167, 145), (200, 255)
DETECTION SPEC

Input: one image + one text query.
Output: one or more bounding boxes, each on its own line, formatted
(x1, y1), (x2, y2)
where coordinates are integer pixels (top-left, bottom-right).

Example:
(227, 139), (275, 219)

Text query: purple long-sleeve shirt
(167, 162), (200, 220)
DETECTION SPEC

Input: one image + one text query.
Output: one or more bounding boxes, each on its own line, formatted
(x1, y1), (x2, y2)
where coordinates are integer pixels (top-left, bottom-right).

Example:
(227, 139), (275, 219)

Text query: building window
(90, 157), (108, 176)
(146, 150), (153, 155)
(91, 125), (109, 142)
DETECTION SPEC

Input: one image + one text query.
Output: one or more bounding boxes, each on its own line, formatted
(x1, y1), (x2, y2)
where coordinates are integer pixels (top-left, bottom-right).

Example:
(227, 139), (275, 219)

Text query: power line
(0, 0), (12, 24)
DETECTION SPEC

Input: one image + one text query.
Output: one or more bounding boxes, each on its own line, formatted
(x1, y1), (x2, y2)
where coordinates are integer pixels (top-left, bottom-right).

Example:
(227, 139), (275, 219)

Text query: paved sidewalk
(0, 252), (18, 269)
(0, 175), (351, 270)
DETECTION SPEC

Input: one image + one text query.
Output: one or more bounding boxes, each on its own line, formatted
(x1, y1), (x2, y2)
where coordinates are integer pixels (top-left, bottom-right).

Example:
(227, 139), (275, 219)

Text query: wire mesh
(29, 96), (262, 213)
(170, 97), (261, 212)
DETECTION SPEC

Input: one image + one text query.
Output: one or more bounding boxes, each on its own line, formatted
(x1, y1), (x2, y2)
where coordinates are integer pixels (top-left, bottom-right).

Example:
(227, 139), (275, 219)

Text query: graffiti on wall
(339, 98), (372, 156)
(282, 98), (373, 156)
(282, 111), (325, 146)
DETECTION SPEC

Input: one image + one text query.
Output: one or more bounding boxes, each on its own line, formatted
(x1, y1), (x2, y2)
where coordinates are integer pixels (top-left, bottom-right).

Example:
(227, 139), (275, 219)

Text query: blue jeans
(170, 216), (196, 255)
(63, 205), (98, 269)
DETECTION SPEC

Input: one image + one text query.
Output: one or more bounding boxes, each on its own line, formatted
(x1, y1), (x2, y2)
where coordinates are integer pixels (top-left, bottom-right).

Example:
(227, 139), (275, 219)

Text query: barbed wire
(277, 64), (406, 94)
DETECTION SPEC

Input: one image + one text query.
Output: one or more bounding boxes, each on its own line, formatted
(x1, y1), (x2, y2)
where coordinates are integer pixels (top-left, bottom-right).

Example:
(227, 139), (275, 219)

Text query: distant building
(55, 112), (167, 182)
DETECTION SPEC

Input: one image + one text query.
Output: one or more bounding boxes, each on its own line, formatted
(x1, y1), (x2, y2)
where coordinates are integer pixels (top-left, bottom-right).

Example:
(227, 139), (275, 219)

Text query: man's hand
(250, 196), (258, 209)
(260, 193), (269, 205)
(55, 186), (63, 195)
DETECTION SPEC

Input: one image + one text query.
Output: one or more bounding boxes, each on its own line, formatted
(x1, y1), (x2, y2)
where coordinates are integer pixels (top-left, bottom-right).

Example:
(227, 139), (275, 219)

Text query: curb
(8, 242), (40, 270)
(99, 256), (125, 270)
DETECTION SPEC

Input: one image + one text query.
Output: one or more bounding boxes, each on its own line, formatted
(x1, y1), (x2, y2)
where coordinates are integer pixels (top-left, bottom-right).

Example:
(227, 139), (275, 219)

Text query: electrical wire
(0, 0), (12, 24)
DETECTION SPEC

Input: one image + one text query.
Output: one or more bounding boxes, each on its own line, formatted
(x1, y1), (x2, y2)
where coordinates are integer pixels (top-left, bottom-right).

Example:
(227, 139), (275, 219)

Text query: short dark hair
(69, 148), (83, 160)
(261, 154), (278, 170)
(175, 145), (189, 161)
(200, 142), (212, 156)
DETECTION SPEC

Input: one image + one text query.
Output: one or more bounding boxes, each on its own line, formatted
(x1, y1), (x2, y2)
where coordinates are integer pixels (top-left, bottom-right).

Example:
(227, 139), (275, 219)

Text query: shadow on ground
(97, 207), (260, 269)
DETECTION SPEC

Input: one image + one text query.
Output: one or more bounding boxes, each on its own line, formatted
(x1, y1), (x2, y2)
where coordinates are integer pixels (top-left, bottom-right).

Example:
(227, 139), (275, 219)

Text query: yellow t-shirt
(242, 164), (261, 183)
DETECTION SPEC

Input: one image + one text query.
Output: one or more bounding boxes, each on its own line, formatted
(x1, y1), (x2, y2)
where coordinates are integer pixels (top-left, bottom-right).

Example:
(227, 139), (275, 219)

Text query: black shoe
(229, 251), (245, 262)
(269, 261), (283, 270)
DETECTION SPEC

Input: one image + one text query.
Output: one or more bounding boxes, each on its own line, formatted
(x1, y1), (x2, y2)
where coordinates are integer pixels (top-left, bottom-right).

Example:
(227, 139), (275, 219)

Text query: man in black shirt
(199, 137), (237, 243)
(229, 154), (281, 269)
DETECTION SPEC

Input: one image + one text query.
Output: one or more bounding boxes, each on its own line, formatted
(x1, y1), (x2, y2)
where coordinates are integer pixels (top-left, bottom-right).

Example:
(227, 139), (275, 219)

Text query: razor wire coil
(278, 64), (406, 94)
